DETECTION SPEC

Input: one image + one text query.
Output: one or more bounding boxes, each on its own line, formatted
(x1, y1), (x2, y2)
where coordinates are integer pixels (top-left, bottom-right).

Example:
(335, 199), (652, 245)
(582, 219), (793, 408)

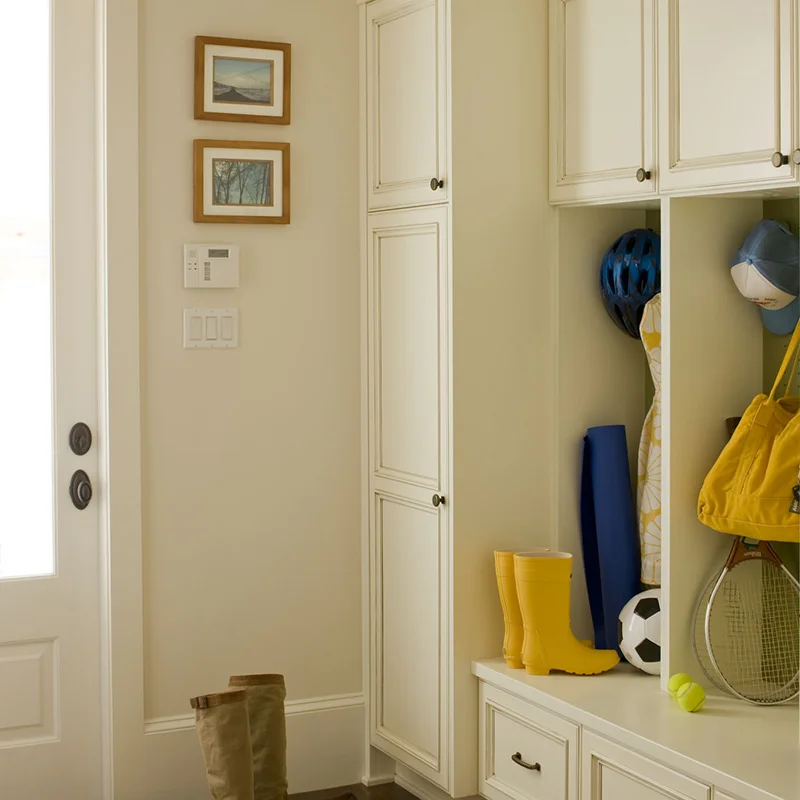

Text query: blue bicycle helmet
(600, 229), (661, 339)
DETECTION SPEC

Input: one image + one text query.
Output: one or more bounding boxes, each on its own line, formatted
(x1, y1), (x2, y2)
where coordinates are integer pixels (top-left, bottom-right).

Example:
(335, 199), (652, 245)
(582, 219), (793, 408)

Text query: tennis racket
(703, 536), (800, 705)
(692, 571), (730, 693)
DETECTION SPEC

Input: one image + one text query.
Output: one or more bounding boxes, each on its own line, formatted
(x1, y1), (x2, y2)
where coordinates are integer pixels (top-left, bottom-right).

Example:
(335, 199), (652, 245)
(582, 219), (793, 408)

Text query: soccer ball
(618, 589), (662, 675)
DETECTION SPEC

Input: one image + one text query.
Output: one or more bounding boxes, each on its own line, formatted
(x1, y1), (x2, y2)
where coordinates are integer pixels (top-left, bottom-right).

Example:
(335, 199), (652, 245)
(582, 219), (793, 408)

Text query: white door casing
(366, 0), (448, 210)
(367, 205), (450, 789)
(549, 0), (657, 204)
(659, 0), (797, 192)
(0, 0), (102, 796)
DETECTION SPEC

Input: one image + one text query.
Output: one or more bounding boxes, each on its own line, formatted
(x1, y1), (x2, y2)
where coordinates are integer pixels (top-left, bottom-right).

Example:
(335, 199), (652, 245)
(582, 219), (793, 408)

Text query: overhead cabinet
(366, 0), (448, 210)
(658, 0), (799, 193)
(550, 0), (800, 204)
(549, 0), (657, 204)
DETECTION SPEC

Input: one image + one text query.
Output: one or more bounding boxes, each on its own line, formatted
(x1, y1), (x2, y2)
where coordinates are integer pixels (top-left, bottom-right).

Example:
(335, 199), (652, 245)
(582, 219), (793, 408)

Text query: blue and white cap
(730, 220), (799, 335)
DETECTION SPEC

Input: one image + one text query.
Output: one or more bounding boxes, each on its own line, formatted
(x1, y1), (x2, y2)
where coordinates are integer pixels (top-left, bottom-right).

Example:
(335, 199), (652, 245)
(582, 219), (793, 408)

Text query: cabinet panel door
(659, 0), (797, 191)
(582, 731), (711, 800)
(368, 206), (448, 489)
(370, 492), (448, 788)
(550, 0), (657, 203)
(366, 0), (448, 210)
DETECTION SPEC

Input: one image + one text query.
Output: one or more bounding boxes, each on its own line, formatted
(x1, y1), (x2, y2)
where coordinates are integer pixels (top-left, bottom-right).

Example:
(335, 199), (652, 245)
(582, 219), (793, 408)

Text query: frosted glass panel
(0, 1), (54, 579)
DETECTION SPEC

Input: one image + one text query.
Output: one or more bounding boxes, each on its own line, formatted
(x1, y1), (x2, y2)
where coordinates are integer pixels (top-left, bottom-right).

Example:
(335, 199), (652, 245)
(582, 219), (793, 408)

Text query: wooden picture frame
(194, 36), (291, 125)
(193, 140), (291, 225)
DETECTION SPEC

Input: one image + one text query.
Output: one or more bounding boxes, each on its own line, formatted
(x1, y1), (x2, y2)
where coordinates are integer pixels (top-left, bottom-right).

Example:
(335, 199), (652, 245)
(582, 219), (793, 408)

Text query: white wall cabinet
(366, 0), (448, 210)
(549, 0), (657, 204)
(367, 206), (451, 786)
(658, 0), (798, 193)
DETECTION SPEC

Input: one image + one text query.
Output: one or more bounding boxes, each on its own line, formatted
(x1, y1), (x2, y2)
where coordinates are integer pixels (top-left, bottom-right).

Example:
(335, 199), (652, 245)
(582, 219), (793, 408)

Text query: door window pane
(0, 0), (54, 578)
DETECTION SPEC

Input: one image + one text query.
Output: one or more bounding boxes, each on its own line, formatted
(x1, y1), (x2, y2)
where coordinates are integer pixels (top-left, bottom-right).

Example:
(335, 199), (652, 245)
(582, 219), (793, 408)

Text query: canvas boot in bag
(190, 689), (255, 800)
(514, 552), (618, 676)
(228, 674), (288, 800)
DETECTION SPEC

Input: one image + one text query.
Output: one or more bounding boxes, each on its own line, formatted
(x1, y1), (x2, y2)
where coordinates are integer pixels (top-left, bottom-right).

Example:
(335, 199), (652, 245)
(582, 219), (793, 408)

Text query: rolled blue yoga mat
(579, 425), (641, 653)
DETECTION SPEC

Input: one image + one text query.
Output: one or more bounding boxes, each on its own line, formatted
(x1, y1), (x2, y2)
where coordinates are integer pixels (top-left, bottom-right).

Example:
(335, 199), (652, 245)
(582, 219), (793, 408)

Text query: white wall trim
(144, 692), (365, 736)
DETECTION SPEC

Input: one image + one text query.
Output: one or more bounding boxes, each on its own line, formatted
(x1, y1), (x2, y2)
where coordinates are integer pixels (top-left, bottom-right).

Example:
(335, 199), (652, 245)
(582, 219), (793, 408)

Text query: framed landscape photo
(194, 140), (290, 224)
(195, 36), (291, 125)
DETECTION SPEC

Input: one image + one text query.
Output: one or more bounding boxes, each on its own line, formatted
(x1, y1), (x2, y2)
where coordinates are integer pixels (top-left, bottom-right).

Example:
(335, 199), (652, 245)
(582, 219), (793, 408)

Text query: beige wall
(139, 0), (361, 733)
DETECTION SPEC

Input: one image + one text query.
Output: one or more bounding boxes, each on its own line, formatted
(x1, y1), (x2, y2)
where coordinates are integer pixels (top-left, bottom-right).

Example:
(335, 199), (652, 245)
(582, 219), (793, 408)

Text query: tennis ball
(676, 682), (706, 713)
(667, 673), (693, 698)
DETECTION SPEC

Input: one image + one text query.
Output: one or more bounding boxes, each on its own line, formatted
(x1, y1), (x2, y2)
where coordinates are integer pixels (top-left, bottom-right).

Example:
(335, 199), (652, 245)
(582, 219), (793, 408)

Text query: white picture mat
(204, 44), (285, 118)
(203, 147), (284, 218)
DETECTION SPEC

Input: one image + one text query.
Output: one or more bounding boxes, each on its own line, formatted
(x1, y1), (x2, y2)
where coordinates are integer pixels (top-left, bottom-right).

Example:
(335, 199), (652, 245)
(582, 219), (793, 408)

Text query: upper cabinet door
(549, 0), (657, 204)
(659, 0), (798, 192)
(366, 0), (448, 210)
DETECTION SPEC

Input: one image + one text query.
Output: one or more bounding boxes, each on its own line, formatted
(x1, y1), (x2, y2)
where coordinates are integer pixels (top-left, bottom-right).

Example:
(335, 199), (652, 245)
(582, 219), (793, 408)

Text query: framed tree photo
(194, 140), (290, 224)
(195, 36), (291, 125)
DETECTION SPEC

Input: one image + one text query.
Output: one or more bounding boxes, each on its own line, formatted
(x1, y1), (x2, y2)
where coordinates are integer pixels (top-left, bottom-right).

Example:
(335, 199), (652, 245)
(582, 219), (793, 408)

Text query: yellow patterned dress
(638, 294), (662, 586)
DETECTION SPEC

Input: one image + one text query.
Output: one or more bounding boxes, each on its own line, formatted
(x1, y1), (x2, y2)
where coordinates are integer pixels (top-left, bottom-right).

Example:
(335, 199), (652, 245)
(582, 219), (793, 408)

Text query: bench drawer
(480, 683), (578, 800)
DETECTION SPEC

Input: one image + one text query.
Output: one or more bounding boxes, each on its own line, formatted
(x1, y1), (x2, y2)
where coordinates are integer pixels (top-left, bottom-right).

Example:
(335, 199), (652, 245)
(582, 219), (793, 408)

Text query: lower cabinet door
(370, 489), (449, 789)
(581, 731), (711, 800)
(480, 683), (578, 800)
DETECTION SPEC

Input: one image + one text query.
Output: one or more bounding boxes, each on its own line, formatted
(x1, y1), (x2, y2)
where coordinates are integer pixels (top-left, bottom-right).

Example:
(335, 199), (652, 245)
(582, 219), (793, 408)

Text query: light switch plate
(183, 308), (238, 349)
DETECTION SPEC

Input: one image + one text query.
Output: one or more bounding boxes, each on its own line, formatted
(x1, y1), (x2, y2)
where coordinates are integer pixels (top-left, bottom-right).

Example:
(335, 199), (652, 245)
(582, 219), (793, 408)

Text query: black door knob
(636, 168), (652, 182)
(772, 151), (789, 168)
(69, 422), (93, 456)
(70, 470), (93, 510)
(432, 494), (446, 507)
(430, 178), (444, 191)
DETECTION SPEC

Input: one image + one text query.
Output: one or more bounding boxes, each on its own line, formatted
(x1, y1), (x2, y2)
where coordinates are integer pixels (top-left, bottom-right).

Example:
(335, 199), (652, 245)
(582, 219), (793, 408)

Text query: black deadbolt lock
(70, 470), (93, 510)
(69, 423), (93, 456)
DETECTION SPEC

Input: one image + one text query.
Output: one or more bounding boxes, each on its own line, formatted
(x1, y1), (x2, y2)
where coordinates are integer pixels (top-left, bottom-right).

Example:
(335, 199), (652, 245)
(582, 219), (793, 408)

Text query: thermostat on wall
(184, 244), (240, 288)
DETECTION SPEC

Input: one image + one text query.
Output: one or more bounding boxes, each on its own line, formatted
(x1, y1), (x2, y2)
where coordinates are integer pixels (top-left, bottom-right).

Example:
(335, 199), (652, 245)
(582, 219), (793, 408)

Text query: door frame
(97, 0), (145, 796)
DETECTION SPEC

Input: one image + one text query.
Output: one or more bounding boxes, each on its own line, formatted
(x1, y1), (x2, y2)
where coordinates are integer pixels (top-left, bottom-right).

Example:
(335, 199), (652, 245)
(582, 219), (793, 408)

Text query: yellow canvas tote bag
(698, 320), (800, 542)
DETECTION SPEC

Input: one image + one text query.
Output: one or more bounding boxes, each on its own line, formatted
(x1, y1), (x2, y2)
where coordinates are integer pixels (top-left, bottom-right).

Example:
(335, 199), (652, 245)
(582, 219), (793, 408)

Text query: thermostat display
(184, 244), (240, 288)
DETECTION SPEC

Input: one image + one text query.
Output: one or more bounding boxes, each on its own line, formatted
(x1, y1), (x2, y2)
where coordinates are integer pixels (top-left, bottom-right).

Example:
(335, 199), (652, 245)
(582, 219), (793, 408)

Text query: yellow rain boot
(514, 552), (618, 676)
(494, 551), (525, 668)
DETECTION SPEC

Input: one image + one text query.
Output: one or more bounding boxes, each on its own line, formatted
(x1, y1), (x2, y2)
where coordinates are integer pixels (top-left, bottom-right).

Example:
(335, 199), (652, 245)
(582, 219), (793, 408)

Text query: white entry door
(0, 1), (102, 797)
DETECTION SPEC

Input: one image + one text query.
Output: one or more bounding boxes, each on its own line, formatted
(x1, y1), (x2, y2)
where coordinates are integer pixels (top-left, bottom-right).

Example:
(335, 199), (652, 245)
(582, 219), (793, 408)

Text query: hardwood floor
(292, 783), (414, 800)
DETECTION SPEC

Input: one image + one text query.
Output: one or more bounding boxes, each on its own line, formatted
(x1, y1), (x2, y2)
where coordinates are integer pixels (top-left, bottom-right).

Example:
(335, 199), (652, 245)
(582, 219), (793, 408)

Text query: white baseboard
(144, 692), (364, 735)
(362, 774), (395, 787)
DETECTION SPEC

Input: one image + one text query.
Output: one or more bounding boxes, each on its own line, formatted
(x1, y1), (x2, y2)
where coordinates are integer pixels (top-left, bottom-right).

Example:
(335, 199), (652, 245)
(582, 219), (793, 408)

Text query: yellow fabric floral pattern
(638, 294), (661, 586)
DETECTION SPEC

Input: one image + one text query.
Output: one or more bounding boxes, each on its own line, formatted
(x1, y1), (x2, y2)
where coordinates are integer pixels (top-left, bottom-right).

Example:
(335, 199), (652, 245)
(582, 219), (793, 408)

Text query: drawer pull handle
(511, 752), (541, 772)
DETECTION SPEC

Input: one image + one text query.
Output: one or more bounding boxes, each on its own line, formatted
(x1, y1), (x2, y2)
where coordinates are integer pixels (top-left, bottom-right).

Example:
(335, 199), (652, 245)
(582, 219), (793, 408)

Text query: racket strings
(708, 560), (800, 704)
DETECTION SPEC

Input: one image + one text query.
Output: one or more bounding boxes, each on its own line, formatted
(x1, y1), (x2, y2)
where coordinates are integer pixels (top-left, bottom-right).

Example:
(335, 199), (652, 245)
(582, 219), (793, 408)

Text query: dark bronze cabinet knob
(432, 494), (446, 507)
(430, 178), (444, 191)
(792, 149), (800, 166)
(636, 168), (652, 182)
(772, 151), (789, 168)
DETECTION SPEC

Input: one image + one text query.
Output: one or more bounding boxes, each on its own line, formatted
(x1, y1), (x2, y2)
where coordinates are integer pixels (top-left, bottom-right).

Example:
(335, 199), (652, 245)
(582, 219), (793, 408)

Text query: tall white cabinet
(367, 205), (451, 785)
(359, 0), (554, 794)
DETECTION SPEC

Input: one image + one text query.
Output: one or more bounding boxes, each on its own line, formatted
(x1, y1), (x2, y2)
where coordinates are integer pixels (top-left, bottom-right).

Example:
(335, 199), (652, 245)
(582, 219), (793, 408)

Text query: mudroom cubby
(475, 194), (800, 800)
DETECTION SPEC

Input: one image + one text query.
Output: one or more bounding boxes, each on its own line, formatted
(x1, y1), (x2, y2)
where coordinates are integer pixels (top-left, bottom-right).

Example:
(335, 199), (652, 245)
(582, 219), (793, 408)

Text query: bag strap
(784, 344), (800, 398)
(769, 319), (800, 401)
